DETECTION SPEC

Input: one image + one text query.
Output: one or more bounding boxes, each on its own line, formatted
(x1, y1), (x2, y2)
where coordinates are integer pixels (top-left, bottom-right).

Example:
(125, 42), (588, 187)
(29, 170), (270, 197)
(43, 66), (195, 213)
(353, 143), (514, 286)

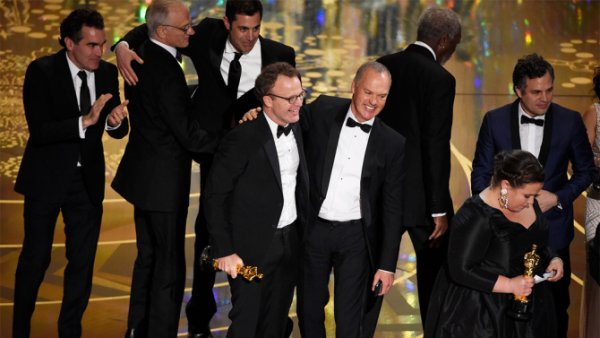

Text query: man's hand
(115, 42), (144, 86)
(371, 270), (395, 296)
(216, 253), (244, 279)
(107, 99), (129, 127)
(536, 190), (559, 213)
(239, 107), (261, 124)
(428, 215), (448, 245)
(82, 93), (112, 128)
(546, 257), (564, 282)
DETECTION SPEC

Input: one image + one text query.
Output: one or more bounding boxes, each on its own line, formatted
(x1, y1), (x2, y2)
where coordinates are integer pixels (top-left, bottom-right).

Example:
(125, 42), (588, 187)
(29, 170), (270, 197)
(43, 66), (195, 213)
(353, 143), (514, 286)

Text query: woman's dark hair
(491, 150), (545, 188)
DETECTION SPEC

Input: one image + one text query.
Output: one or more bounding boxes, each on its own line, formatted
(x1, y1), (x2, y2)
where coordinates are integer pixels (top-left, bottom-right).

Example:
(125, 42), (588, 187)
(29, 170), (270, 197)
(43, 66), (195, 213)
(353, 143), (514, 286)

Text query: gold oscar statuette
(507, 244), (540, 321)
(200, 245), (264, 281)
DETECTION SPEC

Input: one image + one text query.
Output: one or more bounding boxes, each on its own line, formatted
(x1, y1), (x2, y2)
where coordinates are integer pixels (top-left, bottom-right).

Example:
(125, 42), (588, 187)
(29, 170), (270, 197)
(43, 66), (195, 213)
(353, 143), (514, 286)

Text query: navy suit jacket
(301, 95), (406, 273)
(471, 100), (594, 249)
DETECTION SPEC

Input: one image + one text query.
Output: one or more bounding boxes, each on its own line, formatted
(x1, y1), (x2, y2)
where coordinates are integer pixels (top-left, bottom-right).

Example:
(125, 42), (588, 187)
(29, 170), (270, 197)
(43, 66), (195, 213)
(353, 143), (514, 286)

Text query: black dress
(425, 195), (557, 338)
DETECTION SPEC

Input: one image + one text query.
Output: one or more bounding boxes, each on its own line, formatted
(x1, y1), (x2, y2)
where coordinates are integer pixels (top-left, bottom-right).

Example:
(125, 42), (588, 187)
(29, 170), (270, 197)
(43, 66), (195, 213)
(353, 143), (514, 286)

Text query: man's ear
(64, 37), (75, 51)
(223, 16), (231, 31)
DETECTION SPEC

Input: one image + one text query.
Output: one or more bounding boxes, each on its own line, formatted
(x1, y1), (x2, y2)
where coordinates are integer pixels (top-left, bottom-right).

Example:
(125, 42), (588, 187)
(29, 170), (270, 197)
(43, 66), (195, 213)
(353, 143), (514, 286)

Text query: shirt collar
(518, 102), (546, 121)
(224, 37), (261, 57)
(264, 111), (290, 139)
(150, 38), (179, 60)
(413, 41), (436, 61)
(65, 52), (93, 81)
(347, 107), (374, 126)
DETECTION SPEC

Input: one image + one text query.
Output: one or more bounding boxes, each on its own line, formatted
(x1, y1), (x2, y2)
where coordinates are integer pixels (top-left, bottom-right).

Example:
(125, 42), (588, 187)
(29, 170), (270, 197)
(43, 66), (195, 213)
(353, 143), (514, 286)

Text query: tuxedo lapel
(259, 115), (283, 192)
(293, 123), (309, 187)
(57, 51), (81, 117)
(510, 100), (522, 150)
(360, 119), (383, 227)
(321, 106), (347, 197)
(209, 31), (228, 88)
(538, 104), (554, 166)
(259, 36), (274, 67)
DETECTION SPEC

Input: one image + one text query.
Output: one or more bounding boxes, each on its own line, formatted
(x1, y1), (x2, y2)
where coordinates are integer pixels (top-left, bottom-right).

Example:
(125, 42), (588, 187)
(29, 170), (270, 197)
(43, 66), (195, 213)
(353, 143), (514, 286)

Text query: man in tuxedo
(13, 9), (129, 338)
(113, 2), (295, 335)
(204, 62), (308, 337)
(375, 6), (461, 325)
(110, 1), (217, 337)
(471, 53), (595, 338)
(298, 62), (406, 338)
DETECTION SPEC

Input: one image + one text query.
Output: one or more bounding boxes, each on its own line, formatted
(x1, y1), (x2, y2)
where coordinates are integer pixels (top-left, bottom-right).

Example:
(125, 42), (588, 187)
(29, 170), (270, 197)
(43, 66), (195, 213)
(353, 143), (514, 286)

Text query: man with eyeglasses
(110, 1), (218, 337)
(113, 2), (295, 335)
(203, 62), (308, 337)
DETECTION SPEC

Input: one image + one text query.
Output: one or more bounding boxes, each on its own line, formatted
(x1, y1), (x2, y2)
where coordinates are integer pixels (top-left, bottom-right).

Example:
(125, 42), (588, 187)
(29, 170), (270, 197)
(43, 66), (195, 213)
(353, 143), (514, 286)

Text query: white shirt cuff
(78, 116), (86, 138)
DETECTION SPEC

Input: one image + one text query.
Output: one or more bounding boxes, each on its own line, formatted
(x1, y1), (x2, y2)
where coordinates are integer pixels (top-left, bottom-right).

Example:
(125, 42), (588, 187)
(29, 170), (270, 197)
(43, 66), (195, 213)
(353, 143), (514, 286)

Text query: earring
(499, 188), (509, 209)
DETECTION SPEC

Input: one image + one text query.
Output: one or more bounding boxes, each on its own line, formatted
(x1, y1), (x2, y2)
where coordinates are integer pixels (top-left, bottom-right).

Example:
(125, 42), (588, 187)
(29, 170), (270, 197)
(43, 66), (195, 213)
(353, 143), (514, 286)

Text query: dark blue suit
(470, 99), (594, 338)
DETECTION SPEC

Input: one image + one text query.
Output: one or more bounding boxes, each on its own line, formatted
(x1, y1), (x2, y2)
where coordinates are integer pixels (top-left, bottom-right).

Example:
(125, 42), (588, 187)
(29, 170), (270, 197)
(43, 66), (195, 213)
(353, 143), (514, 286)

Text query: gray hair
(146, 0), (184, 36)
(354, 61), (391, 84)
(417, 7), (461, 41)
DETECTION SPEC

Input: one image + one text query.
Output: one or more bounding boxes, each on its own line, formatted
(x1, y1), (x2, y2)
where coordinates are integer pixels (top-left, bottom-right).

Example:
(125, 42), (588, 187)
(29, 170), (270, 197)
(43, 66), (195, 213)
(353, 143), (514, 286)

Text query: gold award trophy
(507, 244), (540, 320)
(200, 245), (264, 281)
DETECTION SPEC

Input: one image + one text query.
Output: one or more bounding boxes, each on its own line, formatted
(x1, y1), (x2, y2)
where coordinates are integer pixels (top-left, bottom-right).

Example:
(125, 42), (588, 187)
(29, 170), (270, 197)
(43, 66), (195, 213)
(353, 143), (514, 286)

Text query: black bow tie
(346, 117), (371, 133)
(277, 125), (292, 138)
(521, 115), (544, 127)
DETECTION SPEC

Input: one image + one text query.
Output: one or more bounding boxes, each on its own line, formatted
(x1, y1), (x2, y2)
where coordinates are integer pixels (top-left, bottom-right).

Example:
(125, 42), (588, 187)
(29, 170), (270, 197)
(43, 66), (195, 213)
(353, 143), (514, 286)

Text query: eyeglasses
(161, 23), (193, 34)
(267, 90), (306, 104)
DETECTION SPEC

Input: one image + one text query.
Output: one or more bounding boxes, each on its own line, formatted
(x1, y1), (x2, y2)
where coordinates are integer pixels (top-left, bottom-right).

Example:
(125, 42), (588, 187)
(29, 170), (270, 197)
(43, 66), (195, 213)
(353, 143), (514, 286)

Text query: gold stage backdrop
(0, 0), (598, 337)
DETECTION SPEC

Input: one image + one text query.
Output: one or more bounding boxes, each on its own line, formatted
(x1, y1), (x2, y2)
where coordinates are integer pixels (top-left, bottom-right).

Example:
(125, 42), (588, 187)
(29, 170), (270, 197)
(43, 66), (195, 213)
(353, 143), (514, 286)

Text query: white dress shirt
(413, 41), (436, 61)
(264, 114), (299, 228)
(66, 53), (96, 139)
(318, 109), (373, 221)
(220, 38), (262, 99)
(518, 103), (545, 158)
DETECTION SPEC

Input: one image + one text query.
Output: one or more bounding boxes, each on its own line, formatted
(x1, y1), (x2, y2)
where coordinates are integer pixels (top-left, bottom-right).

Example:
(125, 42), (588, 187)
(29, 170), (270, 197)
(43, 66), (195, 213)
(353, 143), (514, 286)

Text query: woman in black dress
(425, 150), (564, 338)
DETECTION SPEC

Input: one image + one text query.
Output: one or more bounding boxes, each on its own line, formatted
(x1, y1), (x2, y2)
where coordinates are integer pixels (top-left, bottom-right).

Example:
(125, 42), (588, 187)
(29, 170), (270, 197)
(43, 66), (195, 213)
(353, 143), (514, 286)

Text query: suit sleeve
(471, 113), (495, 195)
(203, 130), (249, 258)
(157, 67), (218, 154)
(554, 113), (594, 205)
(422, 73), (454, 213)
(110, 24), (149, 51)
(23, 61), (80, 146)
(104, 65), (129, 139)
(378, 136), (406, 271)
(447, 202), (498, 292)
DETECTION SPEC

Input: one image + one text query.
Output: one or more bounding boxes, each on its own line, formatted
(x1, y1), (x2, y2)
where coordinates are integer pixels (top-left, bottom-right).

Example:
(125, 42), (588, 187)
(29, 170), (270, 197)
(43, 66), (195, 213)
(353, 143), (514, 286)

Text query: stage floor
(0, 0), (598, 337)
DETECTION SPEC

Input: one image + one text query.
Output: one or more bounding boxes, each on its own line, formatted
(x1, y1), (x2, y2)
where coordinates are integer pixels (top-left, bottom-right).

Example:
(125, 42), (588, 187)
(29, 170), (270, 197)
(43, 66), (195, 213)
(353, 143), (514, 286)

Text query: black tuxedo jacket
(111, 41), (217, 212)
(203, 114), (309, 267)
(117, 18), (296, 133)
(377, 44), (455, 227)
(301, 95), (406, 273)
(15, 49), (128, 205)
(471, 100), (594, 249)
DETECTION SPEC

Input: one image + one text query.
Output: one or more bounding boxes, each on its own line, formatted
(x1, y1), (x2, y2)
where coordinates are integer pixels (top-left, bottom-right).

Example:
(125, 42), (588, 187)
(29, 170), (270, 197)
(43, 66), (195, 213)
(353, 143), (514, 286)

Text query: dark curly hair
(512, 53), (554, 93)
(59, 9), (104, 48)
(491, 150), (545, 188)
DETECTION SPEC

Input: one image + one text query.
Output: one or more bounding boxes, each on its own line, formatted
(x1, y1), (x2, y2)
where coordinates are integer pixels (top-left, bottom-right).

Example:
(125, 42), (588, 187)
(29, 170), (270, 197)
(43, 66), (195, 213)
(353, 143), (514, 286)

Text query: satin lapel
(57, 50), (80, 117)
(321, 106), (348, 197)
(209, 32), (228, 88)
(94, 64), (106, 101)
(260, 115), (283, 192)
(259, 36), (273, 67)
(360, 119), (381, 227)
(537, 104), (554, 166)
(292, 123), (309, 188)
(510, 100), (522, 150)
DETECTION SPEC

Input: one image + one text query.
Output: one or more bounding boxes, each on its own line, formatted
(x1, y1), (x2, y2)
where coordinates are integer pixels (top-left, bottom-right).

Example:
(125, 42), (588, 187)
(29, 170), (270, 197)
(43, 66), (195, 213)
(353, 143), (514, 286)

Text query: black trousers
(298, 218), (369, 338)
(126, 207), (187, 338)
(13, 169), (102, 338)
(186, 157), (217, 333)
(227, 223), (299, 338)
(551, 247), (571, 338)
